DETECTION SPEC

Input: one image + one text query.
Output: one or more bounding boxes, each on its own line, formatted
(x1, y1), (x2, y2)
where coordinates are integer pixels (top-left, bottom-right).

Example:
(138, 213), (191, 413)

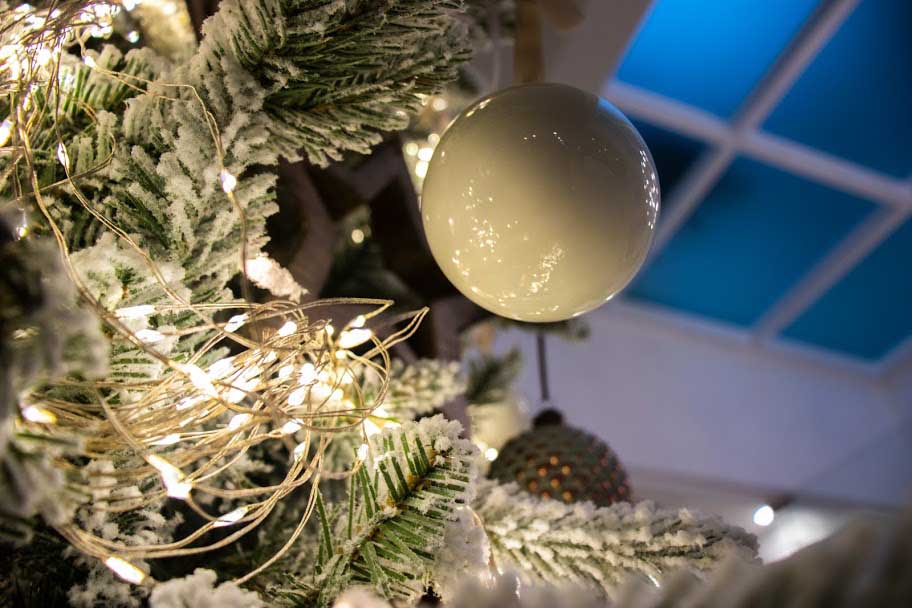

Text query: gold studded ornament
(421, 83), (660, 322)
(488, 409), (631, 506)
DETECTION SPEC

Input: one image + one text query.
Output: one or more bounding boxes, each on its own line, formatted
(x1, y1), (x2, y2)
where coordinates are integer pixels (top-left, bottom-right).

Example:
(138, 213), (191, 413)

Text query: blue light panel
(616, 0), (818, 118)
(764, 0), (912, 178)
(783, 218), (912, 360)
(626, 157), (874, 327)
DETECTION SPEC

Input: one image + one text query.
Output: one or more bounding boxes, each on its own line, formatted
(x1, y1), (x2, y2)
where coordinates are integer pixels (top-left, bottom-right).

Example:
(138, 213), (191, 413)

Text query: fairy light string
(2, 1), (424, 586)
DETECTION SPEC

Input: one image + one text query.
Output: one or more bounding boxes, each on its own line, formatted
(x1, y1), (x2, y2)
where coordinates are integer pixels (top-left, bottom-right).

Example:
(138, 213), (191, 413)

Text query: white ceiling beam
(743, 132), (912, 210)
(603, 81), (912, 211)
(755, 205), (912, 338)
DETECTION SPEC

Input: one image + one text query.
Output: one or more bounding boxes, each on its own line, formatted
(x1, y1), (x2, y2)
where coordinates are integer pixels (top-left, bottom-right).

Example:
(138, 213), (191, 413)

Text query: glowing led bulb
(219, 169), (237, 194)
(115, 304), (155, 319)
(484, 447), (499, 462)
(350, 315), (366, 328)
(0, 118), (12, 146)
(56, 142), (69, 168)
(176, 363), (218, 398)
(148, 455), (191, 499)
(151, 433), (181, 446)
(21, 405), (56, 424)
(417, 146), (434, 162)
(299, 362), (316, 384)
(338, 328), (372, 349)
(214, 506), (248, 528)
(126, 30), (140, 43)
(227, 413), (252, 431)
(104, 556), (146, 584)
(224, 313), (248, 333)
(753, 504), (775, 527)
(277, 320), (297, 337)
(35, 46), (53, 67)
(281, 419), (303, 435)
(135, 328), (164, 344)
(288, 387), (308, 407)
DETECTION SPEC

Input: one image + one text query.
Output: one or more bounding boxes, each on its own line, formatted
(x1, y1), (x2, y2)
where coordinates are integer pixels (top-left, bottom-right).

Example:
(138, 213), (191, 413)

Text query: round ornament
(421, 82), (659, 322)
(488, 409), (631, 506)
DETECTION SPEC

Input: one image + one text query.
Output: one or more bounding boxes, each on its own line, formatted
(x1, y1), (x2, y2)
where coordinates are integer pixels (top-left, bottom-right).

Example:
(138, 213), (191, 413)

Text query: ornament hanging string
(513, 0), (583, 84)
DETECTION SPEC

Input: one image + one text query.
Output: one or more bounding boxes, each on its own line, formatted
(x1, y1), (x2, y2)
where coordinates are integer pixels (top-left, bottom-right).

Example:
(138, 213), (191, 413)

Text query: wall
(492, 300), (911, 506)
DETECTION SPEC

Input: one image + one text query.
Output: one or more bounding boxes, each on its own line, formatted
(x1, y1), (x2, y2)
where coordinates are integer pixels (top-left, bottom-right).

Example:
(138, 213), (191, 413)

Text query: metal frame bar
(602, 0), (912, 365)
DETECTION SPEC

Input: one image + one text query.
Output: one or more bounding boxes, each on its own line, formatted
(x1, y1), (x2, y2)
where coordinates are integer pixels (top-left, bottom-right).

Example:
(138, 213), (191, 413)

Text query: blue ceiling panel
(630, 119), (706, 199)
(783, 218), (912, 360)
(616, 0), (817, 118)
(626, 157), (875, 327)
(764, 0), (912, 178)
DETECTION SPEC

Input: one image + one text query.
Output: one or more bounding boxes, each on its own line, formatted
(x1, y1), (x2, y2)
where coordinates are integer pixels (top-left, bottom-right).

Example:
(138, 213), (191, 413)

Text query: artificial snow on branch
(274, 415), (476, 607)
(474, 480), (758, 599)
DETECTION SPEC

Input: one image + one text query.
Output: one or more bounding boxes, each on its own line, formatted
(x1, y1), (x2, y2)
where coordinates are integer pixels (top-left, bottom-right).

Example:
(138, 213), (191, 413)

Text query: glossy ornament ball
(488, 410), (631, 506)
(421, 83), (659, 322)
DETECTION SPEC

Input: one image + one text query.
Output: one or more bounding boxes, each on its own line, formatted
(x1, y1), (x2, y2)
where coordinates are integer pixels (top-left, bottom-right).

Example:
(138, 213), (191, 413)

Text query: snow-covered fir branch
(272, 415), (477, 607)
(474, 480), (758, 599)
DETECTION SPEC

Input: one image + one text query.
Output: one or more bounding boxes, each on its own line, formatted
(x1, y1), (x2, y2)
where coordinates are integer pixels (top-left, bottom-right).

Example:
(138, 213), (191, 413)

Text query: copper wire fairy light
(2, 0), (423, 585)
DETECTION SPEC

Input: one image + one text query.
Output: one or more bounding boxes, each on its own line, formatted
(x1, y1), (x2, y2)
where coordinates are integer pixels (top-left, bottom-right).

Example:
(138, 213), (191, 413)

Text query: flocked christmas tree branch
(273, 415), (476, 607)
(0, 0), (471, 600)
(474, 480), (758, 598)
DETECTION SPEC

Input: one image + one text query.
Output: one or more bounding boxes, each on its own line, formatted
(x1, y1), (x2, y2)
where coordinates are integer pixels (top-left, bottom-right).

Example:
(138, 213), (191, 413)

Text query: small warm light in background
(753, 504), (775, 527)
(484, 447), (499, 462)
(350, 228), (364, 244)
(417, 146), (434, 162)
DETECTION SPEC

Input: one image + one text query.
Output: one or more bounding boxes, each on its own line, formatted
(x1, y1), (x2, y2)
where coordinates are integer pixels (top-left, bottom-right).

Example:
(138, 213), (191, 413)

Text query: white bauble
(421, 83), (659, 322)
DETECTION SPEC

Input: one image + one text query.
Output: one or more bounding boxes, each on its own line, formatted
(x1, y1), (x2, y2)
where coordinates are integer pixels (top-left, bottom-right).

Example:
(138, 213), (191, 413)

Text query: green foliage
(273, 415), (476, 607)
(464, 347), (521, 405)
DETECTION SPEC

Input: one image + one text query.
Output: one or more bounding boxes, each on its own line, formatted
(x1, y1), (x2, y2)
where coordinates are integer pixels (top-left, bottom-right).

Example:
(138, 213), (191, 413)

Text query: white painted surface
(493, 301), (910, 506)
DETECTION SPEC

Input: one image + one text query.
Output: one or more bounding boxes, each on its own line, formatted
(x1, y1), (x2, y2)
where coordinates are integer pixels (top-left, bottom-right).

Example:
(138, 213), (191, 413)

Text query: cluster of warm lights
(2, 1), (432, 586)
(21, 298), (427, 585)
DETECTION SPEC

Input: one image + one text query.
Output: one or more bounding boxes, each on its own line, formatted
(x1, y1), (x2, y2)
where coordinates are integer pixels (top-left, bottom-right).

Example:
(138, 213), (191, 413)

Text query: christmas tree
(8, 1), (904, 607)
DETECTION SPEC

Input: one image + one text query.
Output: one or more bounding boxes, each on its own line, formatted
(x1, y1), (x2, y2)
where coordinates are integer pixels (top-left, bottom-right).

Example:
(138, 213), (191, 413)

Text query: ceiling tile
(616, 0), (817, 117)
(626, 157), (875, 326)
(782, 217), (912, 360)
(764, 0), (912, 178)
